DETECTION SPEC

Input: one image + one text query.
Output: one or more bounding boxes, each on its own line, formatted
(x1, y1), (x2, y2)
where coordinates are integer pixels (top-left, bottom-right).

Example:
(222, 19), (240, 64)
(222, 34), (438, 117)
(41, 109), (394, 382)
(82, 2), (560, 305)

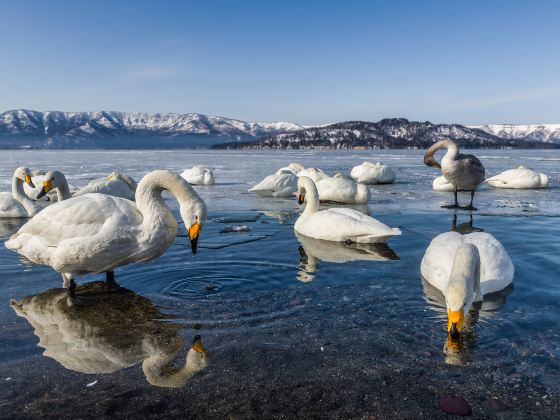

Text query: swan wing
(0, 192), (28, 218)
(249, 173), (297, 196)
(74, 179), (136, 201)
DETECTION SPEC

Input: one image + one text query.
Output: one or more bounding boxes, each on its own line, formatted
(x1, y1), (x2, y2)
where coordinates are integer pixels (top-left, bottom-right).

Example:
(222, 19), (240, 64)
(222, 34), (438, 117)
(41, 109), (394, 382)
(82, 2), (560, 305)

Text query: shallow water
(0, 149), (559, 418)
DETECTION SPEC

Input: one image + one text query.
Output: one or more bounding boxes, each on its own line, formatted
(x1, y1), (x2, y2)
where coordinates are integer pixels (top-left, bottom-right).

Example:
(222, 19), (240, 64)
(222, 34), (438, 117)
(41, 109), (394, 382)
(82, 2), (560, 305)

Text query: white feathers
(350, 162), (396, 184)
(180, 166), (215, 186)
(486, 165), (549, 189)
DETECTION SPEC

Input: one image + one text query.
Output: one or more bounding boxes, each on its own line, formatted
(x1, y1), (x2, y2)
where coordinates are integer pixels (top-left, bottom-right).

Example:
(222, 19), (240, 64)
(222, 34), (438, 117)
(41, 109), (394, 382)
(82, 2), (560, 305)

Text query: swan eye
(51, 177), (55, 181)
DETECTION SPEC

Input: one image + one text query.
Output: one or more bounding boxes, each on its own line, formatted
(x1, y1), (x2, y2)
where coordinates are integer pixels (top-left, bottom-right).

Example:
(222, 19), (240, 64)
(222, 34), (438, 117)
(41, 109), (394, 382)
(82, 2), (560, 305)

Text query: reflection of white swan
(294, 177), (400, 243)
(424, 140), (485, 210)
(6, 170), (207, 290)
(350, 162), (395, 184)
(486, 165), (548, 189)
(74, 172), (138, 200)
(0, 167), (43, 218)
(249, 168), (298, 197)
(180, 166), (215, 186)
(11, 282), (208, 388)
(315, 173), (370, 204)
(432, 175), (455, 192)
(0, 218), (27, 238)
(421, 231), (514, 335)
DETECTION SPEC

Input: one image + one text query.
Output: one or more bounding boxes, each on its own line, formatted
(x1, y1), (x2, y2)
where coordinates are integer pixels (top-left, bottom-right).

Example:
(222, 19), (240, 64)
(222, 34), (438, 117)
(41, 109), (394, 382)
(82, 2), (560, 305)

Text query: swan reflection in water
(296, 233), (399, 282)
(11, 281), (208, 388)
(0, 218), (28, 239)
(421, 213), (514, 365)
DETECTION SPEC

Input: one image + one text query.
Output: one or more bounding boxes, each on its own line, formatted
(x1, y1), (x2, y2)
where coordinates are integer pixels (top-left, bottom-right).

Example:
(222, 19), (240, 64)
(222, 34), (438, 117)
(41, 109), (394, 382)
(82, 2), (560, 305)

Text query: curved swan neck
(12, 176), (40, 215)
(446, 244), (481, 310)
(298, 177), (320, 216)
(424, 140), (459, 166)
(142, 348), (206, 388)
(56, 175), (72, 201)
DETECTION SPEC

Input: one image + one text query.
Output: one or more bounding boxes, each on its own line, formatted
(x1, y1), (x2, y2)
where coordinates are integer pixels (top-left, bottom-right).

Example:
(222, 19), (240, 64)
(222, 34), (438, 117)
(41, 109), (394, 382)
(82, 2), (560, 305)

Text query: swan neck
(142, 351), (200, 388)
(425, 140), (459, 166)
(57, 177), (72, 201)
(12, 176), (39, 215)
(301, 178), (319, 216)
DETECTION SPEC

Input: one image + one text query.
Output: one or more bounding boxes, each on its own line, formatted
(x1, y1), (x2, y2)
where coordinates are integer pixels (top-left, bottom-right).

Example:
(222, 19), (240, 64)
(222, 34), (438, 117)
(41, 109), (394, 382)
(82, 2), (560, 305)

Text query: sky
(1, 0), (559, 125)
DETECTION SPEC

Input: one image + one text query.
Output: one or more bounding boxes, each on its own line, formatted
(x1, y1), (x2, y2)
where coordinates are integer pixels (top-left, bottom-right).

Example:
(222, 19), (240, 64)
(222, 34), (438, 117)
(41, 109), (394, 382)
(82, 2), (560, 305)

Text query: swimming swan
(421, 231), (514, 335)
(35, 170), (73, 202)
(485, 165), (549, 189)
(350, 162), (396, 184)
(315, 173), (371, 204)
(0, 167), (43, 218)
(74, 172), (138, 200)
(249, 168), (298, 197)
(424, 140), (485, 210)
(294, 176), (400, 243)
(6, 170), (207, 293)
(181, 166), (215, 186)
(11, 282), (208, 388)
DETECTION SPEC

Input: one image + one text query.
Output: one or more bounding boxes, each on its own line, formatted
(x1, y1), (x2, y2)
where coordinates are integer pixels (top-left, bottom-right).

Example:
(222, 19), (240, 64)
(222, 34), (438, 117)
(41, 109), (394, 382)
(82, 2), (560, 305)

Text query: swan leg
(442, 189), (461, 209)
(460, 191), (477, 211)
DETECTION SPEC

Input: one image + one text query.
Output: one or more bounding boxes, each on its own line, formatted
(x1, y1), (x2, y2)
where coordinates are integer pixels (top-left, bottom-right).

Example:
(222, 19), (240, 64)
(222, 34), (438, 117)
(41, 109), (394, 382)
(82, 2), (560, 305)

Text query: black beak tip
(28, 181), (36, 188)
(36, 188), (47, 199)
(190, 237), (199, 254)
(449, 323), (460, 339)
(298, 196), (304, 205)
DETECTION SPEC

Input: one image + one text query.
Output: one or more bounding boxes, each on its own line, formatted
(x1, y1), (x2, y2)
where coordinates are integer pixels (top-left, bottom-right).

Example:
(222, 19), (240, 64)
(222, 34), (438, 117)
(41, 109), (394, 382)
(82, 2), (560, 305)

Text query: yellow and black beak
(24, 175), (35, 188)
(298, 193), (305, 205)
(447, 308), (464, 338)
(188, 219), (202, 254)
(192, 335), (207, 355)
(36, 180), (53, 199)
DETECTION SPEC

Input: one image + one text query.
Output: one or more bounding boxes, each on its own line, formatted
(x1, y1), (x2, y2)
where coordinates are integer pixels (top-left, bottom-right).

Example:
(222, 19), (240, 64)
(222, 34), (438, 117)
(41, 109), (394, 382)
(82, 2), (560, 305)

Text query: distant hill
(0, 109), (306, 149)
(213, 119), (560, 149)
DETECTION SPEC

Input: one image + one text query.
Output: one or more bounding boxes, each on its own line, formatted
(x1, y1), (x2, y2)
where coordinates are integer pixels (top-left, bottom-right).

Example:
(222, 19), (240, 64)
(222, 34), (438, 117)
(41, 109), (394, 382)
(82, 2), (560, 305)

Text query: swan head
(423, 151), (441, 169)
(106, 172), (138, 190)
(296, 176), (315, 204)
(180, 189), (207, 255)
(14, 167), (35, 188)
(445, 243), (480, 338)
(287, 163), (305, 174)
(187, 335), (209, 369)
(36, 170), (66, 199)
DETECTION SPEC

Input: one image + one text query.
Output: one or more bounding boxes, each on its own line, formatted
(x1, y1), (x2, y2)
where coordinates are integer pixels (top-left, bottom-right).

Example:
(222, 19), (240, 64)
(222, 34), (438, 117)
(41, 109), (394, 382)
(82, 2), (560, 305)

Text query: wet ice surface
(0, 149), (559, 418)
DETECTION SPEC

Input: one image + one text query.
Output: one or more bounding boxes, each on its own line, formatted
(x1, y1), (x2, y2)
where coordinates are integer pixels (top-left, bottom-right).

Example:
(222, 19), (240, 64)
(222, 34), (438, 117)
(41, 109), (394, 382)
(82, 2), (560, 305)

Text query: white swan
(350, 162), (396, 184)
(249, 168), (298, 197)
(180, 165), (215, 186)
(11, 282), (208, 388)
(74, 172), (138, 200)
(279, 162), (305, 174)
(23, 170), (59, 202)
(0, 167), (44, 218)
(424, 140), (485, 210)
(315, 173), (371, 204)
(294, 176), (400, 243)
(35, 170), (73, 202)
(296, 167), (329, 183)
(421, 231), (514, 335)
(6, 170), (207, 291)
(432, 175), (456, 192)
(485, 165), (549, 189)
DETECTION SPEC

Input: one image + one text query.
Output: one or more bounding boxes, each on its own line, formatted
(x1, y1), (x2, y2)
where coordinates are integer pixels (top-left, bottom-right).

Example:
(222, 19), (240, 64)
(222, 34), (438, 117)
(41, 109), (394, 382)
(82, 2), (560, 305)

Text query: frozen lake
(0, 149), (559, 417)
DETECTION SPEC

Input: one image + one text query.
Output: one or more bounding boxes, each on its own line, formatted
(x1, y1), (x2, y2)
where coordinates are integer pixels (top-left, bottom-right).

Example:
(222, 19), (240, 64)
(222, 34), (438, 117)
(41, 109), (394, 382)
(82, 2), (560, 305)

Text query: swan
(315, 173), (371, 204)
(279, 162), (305, 174)
(180, 165), (215, 186)
(23, 170), (59, 202)
(421, 231), (514, 336)
(0, 167), (44, 218)
(294, 176), (400, 243)
(11, 282), (208, 388)
(296, 167), (329, 183)
(74, 172), (138, 200)
(485, 165), (549, 189)
(249, 168), (298, 197)
(350, 162), (396, 184)
(6, 170), (207, 293)
(35, 170), (73, 202)
(424, 140), (485, 210)
(432, 175), (455, 192)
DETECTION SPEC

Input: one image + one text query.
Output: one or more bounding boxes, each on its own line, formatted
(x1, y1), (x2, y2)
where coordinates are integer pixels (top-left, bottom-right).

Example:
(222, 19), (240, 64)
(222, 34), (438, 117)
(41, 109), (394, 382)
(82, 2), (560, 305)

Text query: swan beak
(298, 193), (305, 204)
(36, 180), (53, 199)
(447, 308), (464, 338)
(192, 335), (207, 354)
(425, 158), (441, 169)
(24, 175), (35, 188)
(106, 176), (113, 180)
(189, 221), (201, 254)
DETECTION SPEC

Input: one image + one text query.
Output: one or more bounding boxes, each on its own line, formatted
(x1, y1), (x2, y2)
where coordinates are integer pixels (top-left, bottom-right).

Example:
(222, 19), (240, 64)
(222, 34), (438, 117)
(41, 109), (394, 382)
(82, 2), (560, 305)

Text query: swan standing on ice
(6, 170), (207, 294)
(0, 167), (43, 218)
(424, 140), (485, 210)
(315, 173), (371, 204)
(181, 166), (215, 186)
(350, 162), (396, 184)
(249, 168), (298, 197)
(294, 176), (400, 243)
(485, 165), (549, 189)
(74, 172), (138, 200)
(421, 231), (514, 336)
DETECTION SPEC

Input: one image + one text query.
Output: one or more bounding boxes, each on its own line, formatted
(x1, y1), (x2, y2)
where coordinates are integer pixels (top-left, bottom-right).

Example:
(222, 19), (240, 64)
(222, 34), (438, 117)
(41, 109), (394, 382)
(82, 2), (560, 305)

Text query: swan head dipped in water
(445, 243), (481, 338)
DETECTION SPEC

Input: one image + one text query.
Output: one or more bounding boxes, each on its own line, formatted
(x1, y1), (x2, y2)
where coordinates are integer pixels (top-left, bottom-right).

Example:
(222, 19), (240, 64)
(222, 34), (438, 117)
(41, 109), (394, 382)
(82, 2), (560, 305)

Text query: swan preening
(350, 162), (396, 184)
(181, 165), (215, 186)
(249, 168), (298, 197)
(424, 140), (485, 210)
(294, 176), (400, 243)
(74, 172), (138, 200)
(0, 167), (44, 218)
(486, 165), (549, 189)
(421, 231), (514, 336)
(11, 282), (208, 388)
(6, 170), (207, 292)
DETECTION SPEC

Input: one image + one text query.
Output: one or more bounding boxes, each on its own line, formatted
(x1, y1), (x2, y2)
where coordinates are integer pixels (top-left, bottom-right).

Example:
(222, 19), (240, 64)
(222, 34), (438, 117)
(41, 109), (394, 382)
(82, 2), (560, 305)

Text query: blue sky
(1, 0), (559, 125)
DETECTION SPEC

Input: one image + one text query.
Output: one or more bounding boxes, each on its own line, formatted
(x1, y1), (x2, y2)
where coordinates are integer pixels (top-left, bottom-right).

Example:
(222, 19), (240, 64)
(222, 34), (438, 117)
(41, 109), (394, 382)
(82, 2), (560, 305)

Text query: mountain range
(1, 109), (559, 149)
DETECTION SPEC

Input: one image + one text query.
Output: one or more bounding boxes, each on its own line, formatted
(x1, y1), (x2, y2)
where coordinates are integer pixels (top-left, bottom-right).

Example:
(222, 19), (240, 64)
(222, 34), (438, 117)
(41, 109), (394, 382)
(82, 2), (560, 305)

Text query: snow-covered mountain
(0, 110), (306, 148)
(215, 119), (557, 149)
(470, 124), (560, 144)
